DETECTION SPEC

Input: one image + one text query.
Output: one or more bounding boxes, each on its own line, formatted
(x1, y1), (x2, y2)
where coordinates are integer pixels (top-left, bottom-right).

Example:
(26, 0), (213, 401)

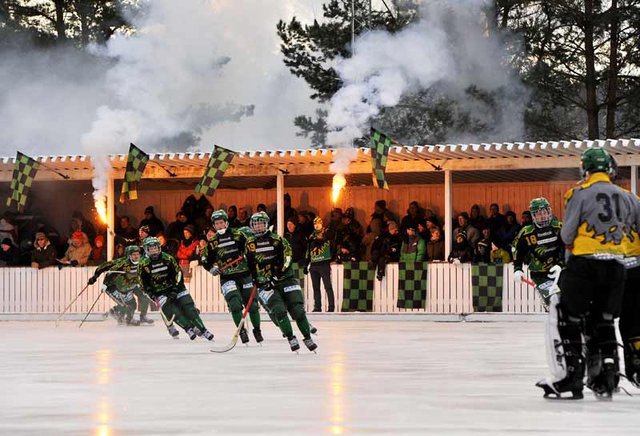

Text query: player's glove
(88, 275), (97, 285)
(209, 265), (220, 276)
(547, 265), (562, 281)
(513, 269), (525, 283)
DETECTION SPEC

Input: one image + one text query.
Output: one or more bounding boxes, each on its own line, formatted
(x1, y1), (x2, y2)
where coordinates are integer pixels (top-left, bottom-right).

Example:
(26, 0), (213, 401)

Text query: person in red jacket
(177, 225), (199, 268)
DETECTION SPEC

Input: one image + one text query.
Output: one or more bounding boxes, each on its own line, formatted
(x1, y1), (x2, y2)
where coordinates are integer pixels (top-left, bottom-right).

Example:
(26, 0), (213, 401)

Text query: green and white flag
(195, 145), (236, 196)
(397, 261), (428, 309)
(472, 263), (504, 312)
(341, 261), (374, 312)
(6, 152), (39, 212)
(370, 128), (391, 190)
(120, 143), (149, 203)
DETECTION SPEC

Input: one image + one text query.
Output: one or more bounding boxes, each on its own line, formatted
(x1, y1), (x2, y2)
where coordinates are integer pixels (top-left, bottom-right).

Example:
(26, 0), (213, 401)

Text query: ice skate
(288, 336), (300, 352)
(303, 337), (317, 352)
(535, 378), (584, 400)
(185, 328), (197, 340)
(202, 329), (215, 341)
(167, 324), (179, 339)
(139, 314), (154, 324)
(588, 358), (617, 400)
(239, 327), (249, 344)
(253, 328), (264, 344)
(126, 318), (140, 326)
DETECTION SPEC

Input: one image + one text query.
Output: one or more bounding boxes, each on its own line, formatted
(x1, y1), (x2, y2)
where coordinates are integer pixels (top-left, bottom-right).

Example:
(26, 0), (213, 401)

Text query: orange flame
(332, 174), (346, 204)
(95, 197), (108, 224)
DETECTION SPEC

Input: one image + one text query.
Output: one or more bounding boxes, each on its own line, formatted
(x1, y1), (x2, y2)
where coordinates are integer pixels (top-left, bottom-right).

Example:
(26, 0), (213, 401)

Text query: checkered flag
(5, 152), (40, 212)
(195, 145), (236, 196)
(120, 143), (149, 203)
(397, 261), (428, 309)
(341, 261), (374, 312)
(472, 263), (504, 312)
(370, 128), (391, 190)
(291, 262), (306, 292)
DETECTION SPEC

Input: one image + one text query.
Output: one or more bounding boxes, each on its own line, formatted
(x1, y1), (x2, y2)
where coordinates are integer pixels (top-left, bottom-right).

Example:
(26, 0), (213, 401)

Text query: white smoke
(327, 0), (527, 147)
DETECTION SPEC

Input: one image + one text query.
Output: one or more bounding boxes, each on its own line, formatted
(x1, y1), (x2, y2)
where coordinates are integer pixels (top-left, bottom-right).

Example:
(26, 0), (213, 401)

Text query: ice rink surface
(1, 320), (639, 435)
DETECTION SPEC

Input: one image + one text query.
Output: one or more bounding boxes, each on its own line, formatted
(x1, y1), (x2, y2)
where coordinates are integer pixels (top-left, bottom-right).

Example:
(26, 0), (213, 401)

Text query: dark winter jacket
(426, 238), (445, 261)
(140, 215), (164, 236)
(285, 229), (307, 263)
(31, 242), (57, 268)
(0, 240), (19, 266)
(448, 238), (474, 263)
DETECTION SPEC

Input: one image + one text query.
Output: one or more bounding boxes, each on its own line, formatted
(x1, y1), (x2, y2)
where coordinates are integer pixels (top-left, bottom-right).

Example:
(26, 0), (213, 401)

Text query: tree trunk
(53, 0), (67, 41)
(584, 0), (599, 139)
(605, 0), (619, 138)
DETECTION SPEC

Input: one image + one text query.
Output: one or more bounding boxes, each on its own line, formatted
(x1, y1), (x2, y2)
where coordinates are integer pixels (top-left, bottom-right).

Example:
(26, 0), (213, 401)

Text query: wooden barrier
(0, 263), (544, 315)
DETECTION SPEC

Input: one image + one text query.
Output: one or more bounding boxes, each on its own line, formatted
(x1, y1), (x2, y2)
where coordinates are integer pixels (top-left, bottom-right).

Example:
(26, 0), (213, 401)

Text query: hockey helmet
(529, 197), (552, 229)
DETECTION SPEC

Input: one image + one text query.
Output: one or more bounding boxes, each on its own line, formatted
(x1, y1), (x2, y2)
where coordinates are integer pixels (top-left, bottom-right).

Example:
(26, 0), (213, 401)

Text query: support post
(632, 165), (638, 195)
(444, 170), (453, 258)
(276, 172), (284, 236)
(107, 177), (115, 261)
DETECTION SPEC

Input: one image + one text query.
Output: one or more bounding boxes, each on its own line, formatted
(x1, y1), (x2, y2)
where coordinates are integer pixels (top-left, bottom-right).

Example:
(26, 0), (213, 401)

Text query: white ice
(1, 320), (639, 435)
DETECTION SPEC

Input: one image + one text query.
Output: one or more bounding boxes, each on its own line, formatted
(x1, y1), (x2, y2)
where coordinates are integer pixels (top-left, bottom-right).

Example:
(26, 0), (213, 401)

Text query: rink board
(0, 263), (545, 318)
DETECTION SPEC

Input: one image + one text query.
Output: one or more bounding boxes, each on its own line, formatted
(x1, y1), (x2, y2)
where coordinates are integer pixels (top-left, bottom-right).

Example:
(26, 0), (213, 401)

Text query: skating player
(200, 209), (263, 344)
(621, 189), (640, 387)
(537, 148), (637, 399)
(244, 212), (317, 352)
(512, 197), (564, 307)
(88, 245), (143, 326)
(138, 237), (214, 341)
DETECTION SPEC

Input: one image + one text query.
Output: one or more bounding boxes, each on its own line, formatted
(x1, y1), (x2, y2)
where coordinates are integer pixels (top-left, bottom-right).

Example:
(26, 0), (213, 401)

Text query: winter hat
(145, 206), (154, 214)
(139, 225), (150, 234)
(184, 225), (195, 236)
(35, 232), (47, 241)
(313, 217), (323, 228)
(1, 237), (12, 246)
(72, 231), (84, 241)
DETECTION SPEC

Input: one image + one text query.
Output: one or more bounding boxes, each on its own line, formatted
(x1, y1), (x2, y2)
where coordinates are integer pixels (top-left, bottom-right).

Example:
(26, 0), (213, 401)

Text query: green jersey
(245, 231), (294, 285)
(94, 256), (140, 292)
(138, 252), (185, 296)
(512, 218), (564, 273)
(200, 228), (249, 278)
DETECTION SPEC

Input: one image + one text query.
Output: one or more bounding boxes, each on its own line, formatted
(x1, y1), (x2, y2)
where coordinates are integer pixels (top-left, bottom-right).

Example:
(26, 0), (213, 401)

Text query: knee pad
(545, 294), (584, 382)
(288, 302), (306, 322)
(226, 293), (243, 313)
(177, 293), (200, 319)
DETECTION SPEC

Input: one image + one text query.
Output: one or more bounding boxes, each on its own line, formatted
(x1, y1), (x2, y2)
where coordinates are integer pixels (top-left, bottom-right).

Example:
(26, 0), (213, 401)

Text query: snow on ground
(0, 320), (638, 435)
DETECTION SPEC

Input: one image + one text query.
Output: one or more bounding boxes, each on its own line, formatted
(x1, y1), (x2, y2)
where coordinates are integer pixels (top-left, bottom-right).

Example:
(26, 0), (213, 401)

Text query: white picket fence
(0, 263), (544, 316)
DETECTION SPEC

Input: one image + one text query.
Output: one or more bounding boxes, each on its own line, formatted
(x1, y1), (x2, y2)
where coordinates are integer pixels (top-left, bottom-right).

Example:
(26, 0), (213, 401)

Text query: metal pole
(107, 177), (115, 260)
(444, 170), (453, 258)
(351, 0), (355, 53)
(632, 165), (638, 195)
(276, 172), (285, 237)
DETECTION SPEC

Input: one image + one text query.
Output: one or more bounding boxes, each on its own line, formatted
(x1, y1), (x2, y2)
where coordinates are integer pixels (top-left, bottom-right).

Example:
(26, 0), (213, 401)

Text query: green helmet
(125, 245), (142, 264)
(529, 197), (552, 228)
(211, 209), (229, 234)
(250, 211), (270, 236)
(581, 147), (612, 177)
(143, 236), (162, 260)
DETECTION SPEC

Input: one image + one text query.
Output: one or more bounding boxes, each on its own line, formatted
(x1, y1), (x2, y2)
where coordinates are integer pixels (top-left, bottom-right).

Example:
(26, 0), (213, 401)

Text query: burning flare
(332, 174), (346, 204)
(95, 196), (108, 224)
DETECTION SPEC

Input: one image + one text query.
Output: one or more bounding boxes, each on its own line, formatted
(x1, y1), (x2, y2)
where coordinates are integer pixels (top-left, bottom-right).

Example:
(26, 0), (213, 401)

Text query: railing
(0, 263), (544, 316)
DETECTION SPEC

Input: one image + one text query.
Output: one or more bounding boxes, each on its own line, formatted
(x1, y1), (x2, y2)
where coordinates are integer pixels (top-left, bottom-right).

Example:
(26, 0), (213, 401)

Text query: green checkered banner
(6, 152), (40, 212)
(397, 261), (428, 309)
(370, 128), (391, 190)
(341, 261), (374, 312)
(195, 145), (236, 196)
(472, 263), (504, 312)
(120, 143), (149, 203)
(291, 262), (306, 292)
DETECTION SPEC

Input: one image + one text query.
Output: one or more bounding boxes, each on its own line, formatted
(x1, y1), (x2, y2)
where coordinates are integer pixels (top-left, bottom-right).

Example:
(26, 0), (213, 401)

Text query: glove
(452, 258), (461, 265)
(209, 265), (220, 276)
(303, 265), (309, 275)
(70, 260), (79, 267)
(547, 265), (562, 281)
(514, 269), (524, 283)
(88, 275), (97, 285)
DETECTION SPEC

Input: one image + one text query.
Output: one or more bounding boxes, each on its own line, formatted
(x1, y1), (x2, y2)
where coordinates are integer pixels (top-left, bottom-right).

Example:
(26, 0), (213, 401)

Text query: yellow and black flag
(120, 143), (149, 203)
(370, 128), (391, 190)
(195, 145), (236, 196)
(6, 152), (40, 212)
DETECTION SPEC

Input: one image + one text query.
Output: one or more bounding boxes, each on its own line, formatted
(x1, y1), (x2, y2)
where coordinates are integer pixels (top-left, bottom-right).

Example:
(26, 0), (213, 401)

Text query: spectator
(496, 211), (520, 248)
(448, 232), (473, 264)
(487, 203), (506, 235)
(400, 201), (423, 236)
(373, 221), (402, 280)
(176, 225), (199, 267)
(115, 216), (138, 247)
(297, 211), (314, 238)
(227, 205), (240, 228)
(0, 237), (19, 266)
(237, 207), (250, 227)
(426, 227), (445, 261)
(0, 217), (18, 245)
(490, 242), (512, 264)
(424, 209), (440, 228)
(195, 206), (214, 236)
(417, 219), (431, 242)
(284, 193), (297, 224)
(454, 213), (480, 247)
(205, 227), (216, 242)
(362, 218), (383, 262)
(521, 210), (533, 227)
(115, 243), (125, 258)
(71, 211), (97, 242)
(166, 210), (188, 241)
(285, 218), (307, 264)
(305, 217), (335, 312)
(425, 216), (440, 234)
(139, 206), (164, 236)
(371, 199), (388, 222)
(157, 232), (177, 257)
(400, 225), (426, 262)
(474, 227), (492, 263)
(257, 203), (268, 214)
(31, 232), (57, 269)
(138, 225), (150, 244)
(89, 235), (106, 266)
(61, 231), (91, 266)
(336, 208), (362, 262)
(326, 208), (343, 254)
(469, 204), (486, 230)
